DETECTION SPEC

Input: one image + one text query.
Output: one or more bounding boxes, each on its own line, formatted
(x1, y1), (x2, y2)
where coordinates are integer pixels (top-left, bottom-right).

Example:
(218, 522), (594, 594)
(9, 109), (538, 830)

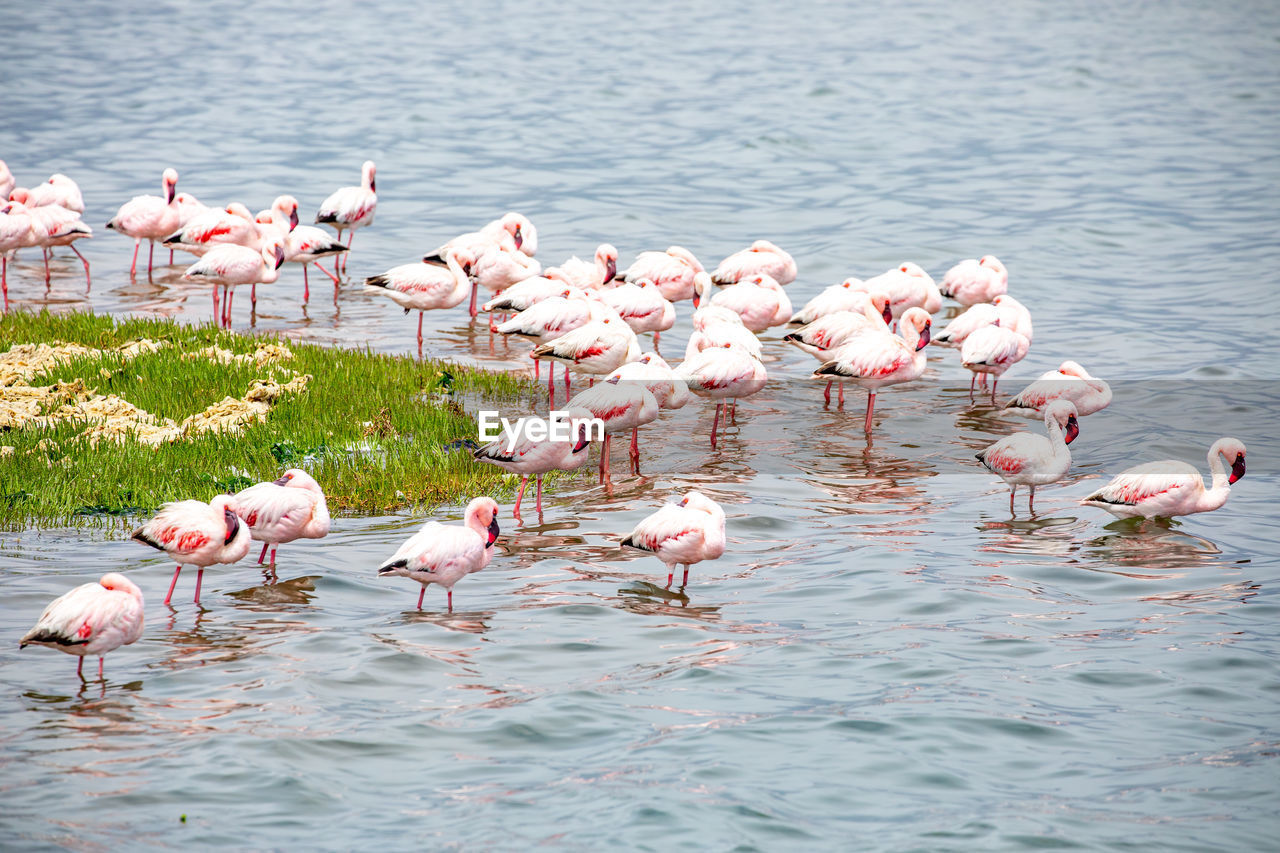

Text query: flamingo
(132, 494), (251, 605)
(711, 239), (797, 286)
(684, 312), (764, 361)
(940, 255), (1008, 305)
(163, 202), (257, 256)
(566, 375), (659, 478)
(1081, 438), (1247, 520)
(676, 342), (768, 448)
(789, 281), (889, 326)
(497, 293), (609, 396)
(468, 244), (543, 325)
(620, 490), (726, 588)
(233, 469), (331, 568)
(473, 407), (596, 517)
(813, 307), (932, 433)
(0, 160), (13, 200)
(315, 159), (376, 273)
(375, 497), (500, 611)
(182, 239), (286, 327)
(609, 352), (692, 411)
(960, 324), (1031, 400)
(481, 276), (580, 314)
(861, 262), (942, 318)
(544, 243), (619, 291)
(106, 167), (181, 279)
(364, 248), (475, 353)
(21, 173), (86, 213)
(693, 271), (792, 333)
(596, 279), (676, 348)
(531, 312), (641, 396)
(19, 573), (144, 680)
(1005, 361), (1112, 417)
(933, 303), (999, 346)
(5, 199), (91, 286)
(615, 245), (704, 301)
(425, 211), (538, 264)
(784, 301), (893, 405)
(1, 203), (33, 306)
(976, 400), (1080, 514)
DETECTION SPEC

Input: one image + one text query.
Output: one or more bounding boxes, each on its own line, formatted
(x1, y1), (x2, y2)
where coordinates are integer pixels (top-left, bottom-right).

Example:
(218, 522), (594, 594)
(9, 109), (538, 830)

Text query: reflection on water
(1081, 526), (1227, 573)
(226, 575), (320, 610)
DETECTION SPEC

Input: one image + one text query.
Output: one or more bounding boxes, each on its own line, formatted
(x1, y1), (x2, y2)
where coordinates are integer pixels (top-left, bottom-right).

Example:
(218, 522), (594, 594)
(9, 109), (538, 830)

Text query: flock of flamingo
(4, 159), (1248, 681)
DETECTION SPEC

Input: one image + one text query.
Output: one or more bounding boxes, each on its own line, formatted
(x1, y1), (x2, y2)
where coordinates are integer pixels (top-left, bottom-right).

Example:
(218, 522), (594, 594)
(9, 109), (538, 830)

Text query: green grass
(0, 310), (543, 529)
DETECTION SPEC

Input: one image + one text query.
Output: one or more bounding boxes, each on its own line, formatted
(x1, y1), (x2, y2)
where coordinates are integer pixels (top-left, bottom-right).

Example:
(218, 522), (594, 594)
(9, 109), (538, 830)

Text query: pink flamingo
(376, 497), (500, 611)
(233, 469), (331, 567)
(861, 262), (942, 318)
(788, 280), (889, 326)
(531, 312), (642, 398)
(711, 239), (797, 286)
(181, 239), (286, 327)
(621, 490), (726, 588)
(473, 407), (596, 517)
(693, 271), (792, 333)
(940, 255), (1008, 305)
(597, 279), (676, 348)
(813, 307), (932, 433)
(21, 173), (86, 213)
(315, 160), (376, 274)
(676, 341), (768, 447)
(684, 307), (763, 361)
(19, 573), (144, 680)
(481, 276), (579, 315)
(164, 202), (258, 257)
(468, 244), (543, 324)
(1005, 361), (1112, 417)
(976, 400), (1080, 514)
(132, 494), (251, 605)
(544, 243), (619, 291)
(615, 245), (704, 301)
(364, 248), (475, 354)
(0, 160), (13, 199)
(1081, 438), (1247, 520)
(106, 167), (181, 279)
(567, 375), (659, 478)
(784, 298), (893, 405)
(497, 292), (609, 397)
(425, 211), (538, 264)
(961, 323), (1031, 401)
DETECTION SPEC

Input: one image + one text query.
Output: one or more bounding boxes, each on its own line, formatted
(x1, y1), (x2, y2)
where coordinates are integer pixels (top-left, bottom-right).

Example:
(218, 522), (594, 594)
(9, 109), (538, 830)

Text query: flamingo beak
(882, 303), (893, 325)
(513, 225), (523, 251)
(289, 208), (299, 231)
(486, 517), (500, 547)
(273, 475), (291, 486)
(572, 428), (592, 453)
(166, 184), (176, 204)
(1230, 453), (1246, 484)
(605, 257), (617, 283)
(1064, 415), (1080, 445)
(274, 245), (286, 269)
(223, 509), (241, 544)
(916, 323), (931, 351)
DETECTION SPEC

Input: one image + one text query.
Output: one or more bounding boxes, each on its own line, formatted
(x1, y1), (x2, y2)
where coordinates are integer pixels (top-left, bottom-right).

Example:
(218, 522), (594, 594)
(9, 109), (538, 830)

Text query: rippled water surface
(3, 0), (1279, 849)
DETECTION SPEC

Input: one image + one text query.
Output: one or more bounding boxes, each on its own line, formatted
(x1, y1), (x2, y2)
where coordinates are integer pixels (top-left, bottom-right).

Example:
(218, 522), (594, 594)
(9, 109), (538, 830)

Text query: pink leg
(564, 369), (571, 398)
(169, 248), (174, 265)
(258, 542), (269, 564)
(535, 358), (540, 380)
(130, 239), (140, 277)
(990, 377), (999, 403)
(225, 288), (235, 327)
(303, 265), (310, 304)
(547, 361), (555, 406)
(653, 330), (661, 351)
(446, 589), (453, 612)
(98, 657), (104, 680)
(163, 564), (182, 605)
(682, 564), (690, 587)
(514, 476), (529, 517)
(270, 546), (278, 566)
(193, 568), (204, 604)
(251, 282), (257, 309)
(599, 433), (612, 481)
(1028, 485), (1036, 514)
(417, 586), (425, 610)
(43, 247), (51, 283)
(316, 261), (340, 285)
(864, 391), (877, 433)
(838, 382), (845, 406)
(710, 403), (722, 448)
(729, 401), (737, 424)
(147, 240), (155, 280)
(71, 244), (91, 290)
(824, 380), (831, 405)
(469, 281), (478, 318)
(630, 427), (640, 475)
(1009, 486), (1016, 515)
(535, 476), (544, 514)
(418, 312), (425, 350)
(489, 312), (498, 333)
(77, 657), (85, 679)
(2, 257), (8, 309)
(666, 567), (674, 589)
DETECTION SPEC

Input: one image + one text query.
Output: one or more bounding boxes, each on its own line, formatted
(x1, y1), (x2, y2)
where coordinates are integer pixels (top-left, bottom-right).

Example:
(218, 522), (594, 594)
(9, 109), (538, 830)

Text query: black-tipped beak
(273, 475), (291, 486)
(223, 508), (240, 544)
(572, 428), (592, 453)
(274, 245), (286, 269)
(916, 324), (931, 351)
(289, 208), (299, 231)
(605, 257), (617, 283)
(486, 517), (500, 547)
(166, 185), (176, 205)
(1064, 415), (1080, 445)
(1230, 453), (1246, 484)
(513, 225), (523, 251)
(882, 304), (893, 325)
(370, 178), (376, 193)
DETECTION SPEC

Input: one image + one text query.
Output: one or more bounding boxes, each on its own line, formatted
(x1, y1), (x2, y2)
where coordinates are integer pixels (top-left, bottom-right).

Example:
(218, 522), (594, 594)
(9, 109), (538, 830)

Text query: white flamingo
(788, 280), (891, 326)
(861, 262), (942, 318)
(813, 307), (932, 432)
(375, 497), (500, 611)
(960, 324), (1030, 400)
(596, 279), (676, 347)
(544, 243), (619, 291)
(940, 255), (1008, 305)
(19, 173), (85, 213)
(364, 248), (475, 353)
(315, 159), (376, 273)
(976, 400), (1080, 514)
(233, 469), (331, 567)
(132, 494), (251, 605)
(567, 376), (660, 478)
(693, 271), (792, 333)
(1081, 438), (1247, 520)
(20, 573), (144, 680)
(711, 239), (797, 285)
(621, 490), (726, 588)
(106, 167), (181, 279)
(182, 239), (286, 327)
(1005, 361), (1112, 417)
(616, 245), (704, 301)
(531, 312), (641, 396)
(473, 408), (596, 517)
(676, 342), (768, 447)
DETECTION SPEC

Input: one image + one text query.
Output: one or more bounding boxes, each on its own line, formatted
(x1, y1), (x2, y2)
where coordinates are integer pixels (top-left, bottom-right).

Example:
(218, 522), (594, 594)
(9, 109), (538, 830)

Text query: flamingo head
(1219, 438), (1247, 484)
(1058, 360), (1089, 379)
(466, 496), (501, 547)
(870, 291), (893, 325)
(361, 160), (377, 193)
(902, 308), (932, 350)
(667, 245), (704, 272)
(264, 240), (286, 270)
(596, 243), (618, 283)
(502, 213), (536, 256)
(273, 195), (300, 231)
(677, 490), (720, 516)
(99, 572), (142, 597)
(8, 187), (30, 204)
(162, 168), (179, 204)
(691, 271), (713, 307)
(1045, 401), (1080, 444)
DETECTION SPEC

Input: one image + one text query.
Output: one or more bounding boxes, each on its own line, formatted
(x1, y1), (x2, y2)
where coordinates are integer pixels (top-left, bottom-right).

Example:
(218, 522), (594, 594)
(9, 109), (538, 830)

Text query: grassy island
(0, 311), (536, 529)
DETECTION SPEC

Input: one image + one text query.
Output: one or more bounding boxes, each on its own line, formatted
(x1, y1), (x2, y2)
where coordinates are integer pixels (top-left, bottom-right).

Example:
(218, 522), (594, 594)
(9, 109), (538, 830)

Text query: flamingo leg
(864, 391), (877, 434)
(1009, 486), (1016, 515)
(969, 373), (977, 402)
(446, 589), (453, 612)
(270, 546), (278, 567)
(990, 377), (1000, 403)
(258, 542), (269, 564)
(418, 312), (425, 350)
(824, 380), (831, 405)
(42, 248), (51, 283)
(303, 265), (310, 304)
(168, 248), (174, 265)
(838, 382), (845, 406)
(98, 657), (104, 680)
(469, 281), (478, 318)
(599, 433), (612, 481)
(316, 261), (340, 284)
(653, 330), (661, 351)
(514, 476), (529, 518)
(630, 427), (640, 475)
(2, 257), (7, 309)
(129, 239), (140, 277)
(535, 476), (544, 515)
(147, 240), (155, 281)
(547, 361), (556, 406)
(163, 564), (182, 606)
(666, 567), (674, 589)
(212, 286), (220, 325)
(251, 282), (257, 311)
(682, 564), (690, 587)
(193, 568), (204, 604)
(710, 402), (722, 448)
(729, 401), (737, 424)
(1028, 485), (1036, 514)
(77, 657), (85, 679)
(417, 586), (425, 610)
(71, 244), (91, 290)
(564, 368), (571, 398)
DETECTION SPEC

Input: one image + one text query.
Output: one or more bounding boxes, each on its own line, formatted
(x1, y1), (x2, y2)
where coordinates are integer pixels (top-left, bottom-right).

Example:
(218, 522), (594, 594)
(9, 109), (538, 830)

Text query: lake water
(2, 0), (1279, 849)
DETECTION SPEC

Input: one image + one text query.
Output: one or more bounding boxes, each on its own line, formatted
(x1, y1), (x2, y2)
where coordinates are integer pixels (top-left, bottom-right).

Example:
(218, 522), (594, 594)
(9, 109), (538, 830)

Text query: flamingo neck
(1205, 444), (1231, 493)
(1042, 410), (1071, 458)
(446, 252), (472, 301)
